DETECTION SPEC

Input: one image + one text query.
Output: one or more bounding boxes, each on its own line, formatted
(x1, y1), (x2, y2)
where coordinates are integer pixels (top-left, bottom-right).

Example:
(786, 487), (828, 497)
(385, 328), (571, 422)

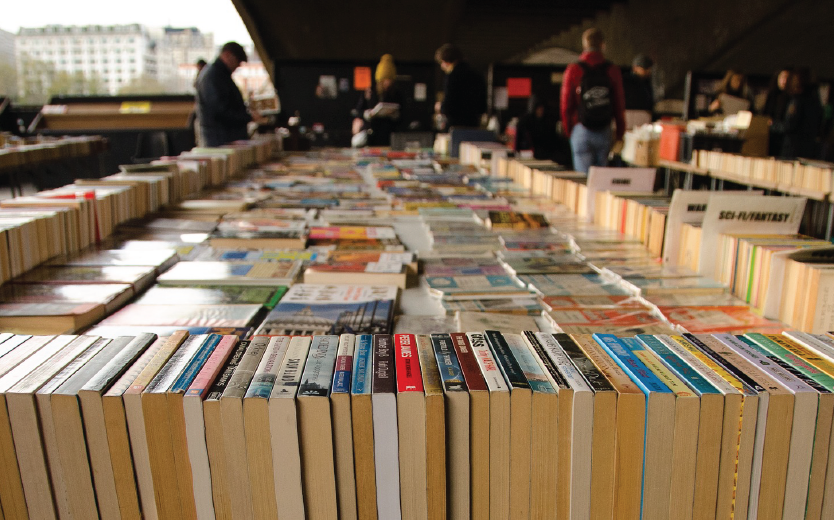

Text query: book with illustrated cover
(457, 311), (541, 333)
(157, 260), (301, 286)
(306, 237), (405, 252)
(194, 248), (320, 263)
(487, 211), (548, 230)
(135, 284), (286, 308)
(209, 229), (306, 250)
(256, 284), (398, 336)
(308, 226), (398, 240)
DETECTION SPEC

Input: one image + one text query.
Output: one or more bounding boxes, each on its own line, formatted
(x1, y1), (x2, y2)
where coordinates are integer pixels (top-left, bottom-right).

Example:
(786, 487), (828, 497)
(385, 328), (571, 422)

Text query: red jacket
(560, 51), (626, 140)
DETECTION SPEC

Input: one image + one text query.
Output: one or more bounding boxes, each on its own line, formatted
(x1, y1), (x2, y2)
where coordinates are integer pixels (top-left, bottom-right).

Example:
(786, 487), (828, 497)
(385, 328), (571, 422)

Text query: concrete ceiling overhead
(232, 0), (621, 75)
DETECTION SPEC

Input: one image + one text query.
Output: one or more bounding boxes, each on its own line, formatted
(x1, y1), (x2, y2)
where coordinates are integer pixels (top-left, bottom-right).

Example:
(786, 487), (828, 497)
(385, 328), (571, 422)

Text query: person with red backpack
(560, 28), (626, 174)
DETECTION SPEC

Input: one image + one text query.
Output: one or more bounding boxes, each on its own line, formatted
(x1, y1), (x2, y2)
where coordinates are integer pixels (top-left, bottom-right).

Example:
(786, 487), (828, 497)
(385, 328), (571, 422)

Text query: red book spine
(394, 334), (424, 393)
(449, 332), (488, 392)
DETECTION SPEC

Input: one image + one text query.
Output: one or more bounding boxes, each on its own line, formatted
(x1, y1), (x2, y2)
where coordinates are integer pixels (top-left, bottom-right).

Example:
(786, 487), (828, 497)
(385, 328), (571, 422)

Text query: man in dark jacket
(196, 42), (263, 147)
(435, 44), (487, 128)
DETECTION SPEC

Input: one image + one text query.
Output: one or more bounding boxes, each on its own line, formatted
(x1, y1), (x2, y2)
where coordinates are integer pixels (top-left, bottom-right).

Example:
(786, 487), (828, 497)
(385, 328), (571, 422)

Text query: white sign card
(493, 87), (509, 110)
(697, 194), (806, 278)
(586, 166), (656, 219)
(662, 189), (763, 265)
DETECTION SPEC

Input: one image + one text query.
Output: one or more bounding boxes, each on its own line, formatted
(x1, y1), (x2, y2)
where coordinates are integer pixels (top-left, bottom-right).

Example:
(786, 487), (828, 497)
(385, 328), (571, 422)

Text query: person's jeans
(570, 123), (612, 174)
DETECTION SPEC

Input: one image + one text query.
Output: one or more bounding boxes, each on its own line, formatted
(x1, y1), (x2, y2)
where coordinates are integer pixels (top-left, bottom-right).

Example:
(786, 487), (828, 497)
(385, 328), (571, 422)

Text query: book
(441, 297), (546, 316)
(135, 284), (286, 308)
(95, 336), (167, 520)
(8, 335), (107, 519)
(97, 303), (264, 328)
(156, 260), (301, 286)
(531, 332), (591, 519)
(296, 335), (340, 519)
(256, 284), (398, 336)
(269, 336), (311, 520)
(351, 334), (378, 520)
(241, 336), (290, 519)
(657, 334), (752, 520)
(181, 335), (239, 520)
(415, 334), (446, 520)
(372, 334), (401, 520)
(0, 282), (134, 315)
(693, 333), (793, 519)
(593, 333), (675, 520)
(553, 333), (618, 520)
(511, 332), (560, 519)
(330, 334), (357, 520)
(467, 332), (511, 519)
(122, 331), (188, 520)
(47, 337), (132, 517)
(394, 334), (428, 520)
(456, 311), (540, 333)
(142, 333), (221, 518)
(449, 332), (490, 520)
(303, 261), (408, 289)
(76, 334), (158, 519)
(46, 248), (178, 273)
(637, 334), (725, 519)
(430, 332), (470, 519)
(13, 264), (156, 292)
(0, 302), (106, 334)
(484, 330), (532, 520)
(732, 334), (825, 519)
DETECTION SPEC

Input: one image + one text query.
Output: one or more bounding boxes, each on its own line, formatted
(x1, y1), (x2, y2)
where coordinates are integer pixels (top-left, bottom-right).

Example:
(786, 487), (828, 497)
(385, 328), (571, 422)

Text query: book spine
(394, 334), (423, 393)
(298, 335), (339, 397)
(351, 335), (373, 395)
(503, 333), (554, 393)
(551, 333), (614, 392)
(681, 334), (765, 393)
(222, 336), (271, 398)
(331, 334), (355, 395)
(185, 336), (238, 399)
(372, 335), (395, 395)
(170, 334), (223, 393)
(449, 333), (487, 391)
(466, 332), (509, 392)
(270, 337), (312, 399)
(81, 334), (157, 393)
(429, 334), (467, 392)
(145, 334), (208, 393)
(591, 334), (671, 394)
(533, 332), (588, 391)
(636, 335), (720, 395)
(484, 330), (530, 390)
(729, 335), (825, 393)
(205, 341), (251, 401)
(244, 336), (291, 399)
(522, 332), (568, 388)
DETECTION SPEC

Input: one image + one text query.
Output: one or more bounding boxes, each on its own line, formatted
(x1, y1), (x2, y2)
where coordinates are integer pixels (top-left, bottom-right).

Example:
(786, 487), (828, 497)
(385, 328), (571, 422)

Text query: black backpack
(577, 61), (614, 130)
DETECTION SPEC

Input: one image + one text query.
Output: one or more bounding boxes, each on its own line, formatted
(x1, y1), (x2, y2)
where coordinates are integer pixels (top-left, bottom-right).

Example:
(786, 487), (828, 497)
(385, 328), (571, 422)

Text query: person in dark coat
(781, 68), (823, 159)
(515, 95), (559, 160)
(435, 43), (487, 129)
(623, 54), (655, 114)
(352, 54), (405, 147)
(196, 42), (264, 147)
(763, 68), (792, 156)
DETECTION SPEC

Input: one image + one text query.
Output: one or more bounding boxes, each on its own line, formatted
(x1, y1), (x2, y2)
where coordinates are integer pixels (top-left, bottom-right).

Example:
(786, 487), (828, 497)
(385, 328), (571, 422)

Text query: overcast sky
(1, 0), (252, 45)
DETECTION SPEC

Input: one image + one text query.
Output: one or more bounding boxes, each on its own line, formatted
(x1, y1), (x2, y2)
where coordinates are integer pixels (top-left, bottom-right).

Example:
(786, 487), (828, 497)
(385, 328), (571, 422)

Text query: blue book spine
(430, 334), (468, 392)
(636, 335), (720, 395)
(351, 334), (374, 395)
(592, 334), (671, 395)
(170, 334), (222, 393)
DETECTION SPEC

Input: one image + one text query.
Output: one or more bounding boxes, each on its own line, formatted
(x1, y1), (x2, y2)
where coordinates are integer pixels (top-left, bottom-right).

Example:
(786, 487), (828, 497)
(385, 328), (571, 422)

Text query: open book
(369, 102), (400, 118)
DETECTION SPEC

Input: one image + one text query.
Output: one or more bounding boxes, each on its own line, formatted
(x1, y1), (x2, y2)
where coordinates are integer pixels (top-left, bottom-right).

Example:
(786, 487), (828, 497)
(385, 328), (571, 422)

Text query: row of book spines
(0, 138), (278, 287)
